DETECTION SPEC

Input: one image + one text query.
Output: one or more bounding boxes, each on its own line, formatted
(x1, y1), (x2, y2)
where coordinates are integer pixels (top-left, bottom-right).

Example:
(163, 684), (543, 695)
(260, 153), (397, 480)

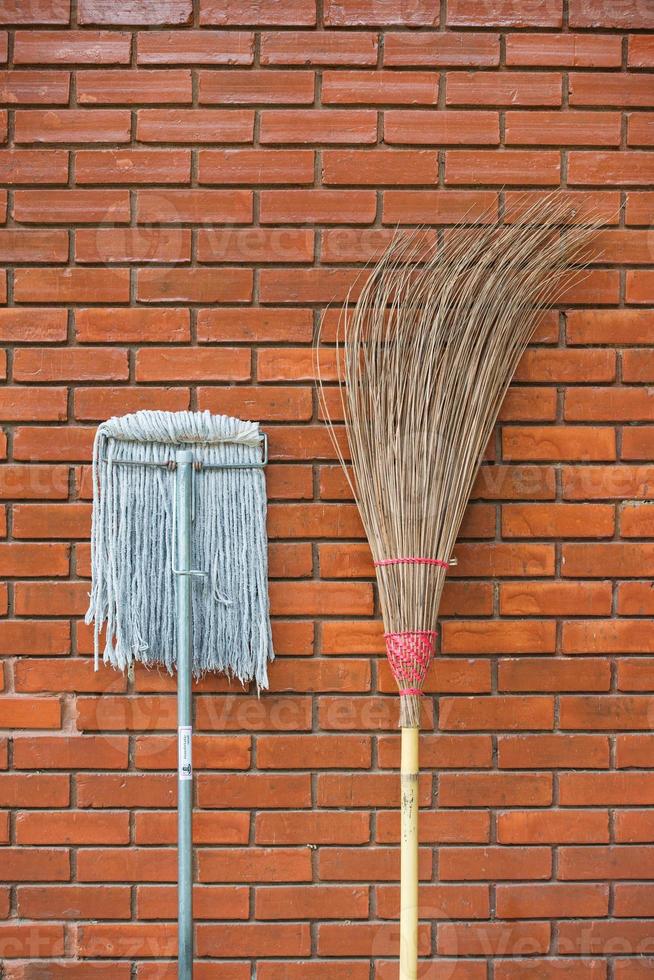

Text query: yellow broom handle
(400, 725), (419, 980)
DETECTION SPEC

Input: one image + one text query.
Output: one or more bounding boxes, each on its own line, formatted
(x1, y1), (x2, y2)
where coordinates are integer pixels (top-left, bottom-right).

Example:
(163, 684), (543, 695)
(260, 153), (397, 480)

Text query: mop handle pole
(175, 450), (194, 979)
(400, 725), (419, 980)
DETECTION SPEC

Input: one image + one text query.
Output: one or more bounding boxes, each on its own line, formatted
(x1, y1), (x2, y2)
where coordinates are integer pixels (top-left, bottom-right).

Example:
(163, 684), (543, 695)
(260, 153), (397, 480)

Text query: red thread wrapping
(384, 629), (437, 696)
(375, 557), (450, 570)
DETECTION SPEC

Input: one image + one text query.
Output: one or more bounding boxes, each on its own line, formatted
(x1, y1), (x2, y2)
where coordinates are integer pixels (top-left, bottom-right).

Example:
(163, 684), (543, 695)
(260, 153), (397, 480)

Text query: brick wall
(1, 0), (653, 976)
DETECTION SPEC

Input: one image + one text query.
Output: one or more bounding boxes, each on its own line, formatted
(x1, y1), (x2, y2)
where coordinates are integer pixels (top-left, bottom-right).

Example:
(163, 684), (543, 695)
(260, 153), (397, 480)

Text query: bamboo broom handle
(400, 725), (419, 980)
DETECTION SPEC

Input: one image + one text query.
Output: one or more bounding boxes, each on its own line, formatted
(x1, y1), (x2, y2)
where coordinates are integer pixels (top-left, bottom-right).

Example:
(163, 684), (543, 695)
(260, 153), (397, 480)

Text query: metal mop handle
(175, 449), (194, 979)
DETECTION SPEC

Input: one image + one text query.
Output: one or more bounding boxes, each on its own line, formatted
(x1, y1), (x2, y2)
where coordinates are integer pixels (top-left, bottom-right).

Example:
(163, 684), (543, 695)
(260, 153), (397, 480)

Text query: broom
(317, 197), (597, 978)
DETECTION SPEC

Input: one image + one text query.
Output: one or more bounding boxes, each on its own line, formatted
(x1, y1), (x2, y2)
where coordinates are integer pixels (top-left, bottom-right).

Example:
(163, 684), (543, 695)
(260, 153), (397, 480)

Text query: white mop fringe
(85, 410), (274, 689)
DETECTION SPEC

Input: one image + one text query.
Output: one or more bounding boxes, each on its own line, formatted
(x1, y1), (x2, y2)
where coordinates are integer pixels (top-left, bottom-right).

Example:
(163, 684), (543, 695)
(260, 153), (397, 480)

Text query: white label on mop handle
(178, 726), (192, 781)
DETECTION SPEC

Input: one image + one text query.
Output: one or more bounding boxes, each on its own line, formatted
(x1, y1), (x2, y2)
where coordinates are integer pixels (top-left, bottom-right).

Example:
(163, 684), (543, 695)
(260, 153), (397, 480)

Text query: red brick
(322, 149), (437, 186)
(439, 920), (550, 956)
(137, 108), (254, 143)
(569, 0), (654, 28)
(440, 847), (551, 881)
(75, 148), (191, 184)
(197, 228), (313, 263)
(262, 31), (378, 66)
(499, 581), (612, 616)
(324, 0), (436, 26)
(14, 348), (127, 382)
(499, 658), (611, 693)
(440, 695), (554, 731)
(384, 110), (499, 145)
(13, 734), (126, 768)
(503, 426), (616, 462)
(497, 882), (608, 917)
(0, 923), (64, 957)
(77, 68), (191, 104)
(78, 0), (192, 25)
(200, 69), (313, 105)
(75, 921), (177, 957)
(618, 582), (654, 616)
(14, 268), (129, 303)
(14, 29), (131, 63)
(263, 189), (375, 225)
(506, 111), (620, 146)
(198, 386), (311, 423)
(255, 884), (368, 920)
(135, 347), (250, 382)
(448, 71), (562, 106)
(567, 309), (653, 345)
(199, 846), (312, 883)
(0, 465), (68, 501)
(15, 109), (130, 144)
(17, 884), (130, 919)
(448, 0), (561, 25)
(560, 775), (654, 808)
(76, 307), (189, 342)
(0, 848), (69, 881)
(323, 70), (437, 105)
(0, 542), (69, 577)
(383, 189), (497, 224)
(0, 620), (69, 655)
(17, 810), (128, 845)
(0, 2), (69, 25)
(496, 962), (606, 979)
(384, 32), (498, 66)
(14, 189), (130, 224)
(502, 502), (615, 538)
(199, 148), (314, 185)
(615, 883), (654, 916)
(136, 189), (252, 224)
(563, 543), (654, 578)
(622, 429), (654, 459)
(615, 809), (654, 841)
(629, 113), (654, 147)
(137, 30), (254, 65)
(445, 150), (561, 185)
(569, 151), (654, 185)
(0, 308), (67, 342)
(260, 110), (377, 145)
(505, 33), (621, 67)
(13, 426), (94, 462)
(441, 620), (556, 655)
(0, 773), (69, 807)
(0, 388), (67, 422)
(499, 734), (610, 770)
(439, 772), (552, 808)
(0, 229), (67, 261)
(0, 69), (69, 104)
(137, 268), (252, 304)
(256, 811), (369, 846)
(0, 149), (68, 186)
(200, 0), (315, 26)
(629, 36), (654, 68)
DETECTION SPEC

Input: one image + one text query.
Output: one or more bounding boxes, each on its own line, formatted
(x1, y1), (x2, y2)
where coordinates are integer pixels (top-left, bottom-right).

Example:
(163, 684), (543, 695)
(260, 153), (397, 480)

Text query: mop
(317, 197), (598, 979)
(85, 408), (273, 977)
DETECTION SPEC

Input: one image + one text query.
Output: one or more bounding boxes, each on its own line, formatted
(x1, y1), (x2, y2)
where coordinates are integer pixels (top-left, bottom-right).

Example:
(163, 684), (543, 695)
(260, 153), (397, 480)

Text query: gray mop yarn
(85, 409), (274, 688)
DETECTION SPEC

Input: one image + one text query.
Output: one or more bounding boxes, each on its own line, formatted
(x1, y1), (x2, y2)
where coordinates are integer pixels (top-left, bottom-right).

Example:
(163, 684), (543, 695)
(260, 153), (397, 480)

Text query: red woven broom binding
(384, 629), (437, 697)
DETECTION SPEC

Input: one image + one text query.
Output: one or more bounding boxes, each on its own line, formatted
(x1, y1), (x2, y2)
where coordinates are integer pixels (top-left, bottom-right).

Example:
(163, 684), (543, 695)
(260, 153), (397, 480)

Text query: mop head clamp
(85, 409), (274, 688)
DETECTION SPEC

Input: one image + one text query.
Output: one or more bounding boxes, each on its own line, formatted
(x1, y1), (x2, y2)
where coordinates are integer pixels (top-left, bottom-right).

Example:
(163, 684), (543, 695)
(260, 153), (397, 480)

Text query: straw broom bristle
(317, 195), (602, 728)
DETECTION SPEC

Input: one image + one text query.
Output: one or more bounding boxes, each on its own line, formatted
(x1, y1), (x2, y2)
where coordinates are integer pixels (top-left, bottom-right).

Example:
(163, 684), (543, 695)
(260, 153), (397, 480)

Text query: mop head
(85, 409), (274, 688)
